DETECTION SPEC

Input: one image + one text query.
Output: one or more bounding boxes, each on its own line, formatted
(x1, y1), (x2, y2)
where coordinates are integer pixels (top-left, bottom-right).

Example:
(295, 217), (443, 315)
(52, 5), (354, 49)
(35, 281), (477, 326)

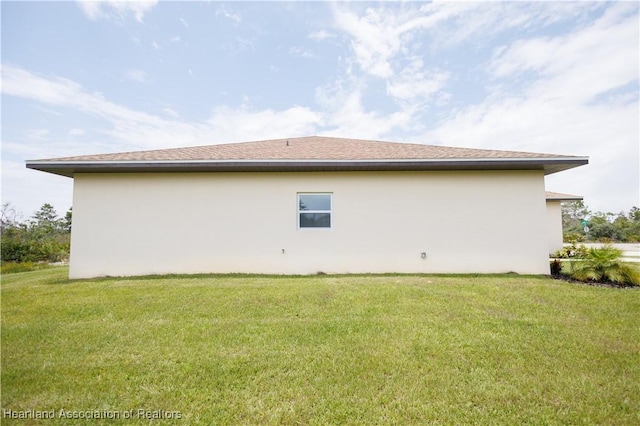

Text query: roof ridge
(29, 135), (586, 162)
(26, 135), (589, 178)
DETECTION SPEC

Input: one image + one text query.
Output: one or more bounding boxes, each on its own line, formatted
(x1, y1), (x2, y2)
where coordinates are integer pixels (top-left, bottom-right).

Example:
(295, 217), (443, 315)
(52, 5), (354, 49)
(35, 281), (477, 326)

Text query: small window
(298, 193), (331, 228)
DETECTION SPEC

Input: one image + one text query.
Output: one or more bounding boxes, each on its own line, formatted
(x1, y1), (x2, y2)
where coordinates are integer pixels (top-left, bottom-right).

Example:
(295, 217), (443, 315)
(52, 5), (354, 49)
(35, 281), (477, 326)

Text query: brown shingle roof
(26, 135), (588, 177)
(545, 191), (584, 201)
(34, 135), (574, 162)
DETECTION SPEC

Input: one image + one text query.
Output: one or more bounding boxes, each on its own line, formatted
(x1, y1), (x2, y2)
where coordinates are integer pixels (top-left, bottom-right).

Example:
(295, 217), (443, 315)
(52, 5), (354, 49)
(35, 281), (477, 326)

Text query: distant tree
(30, 203), (64, 233)
(616, 207), (640, 242)
(1, 203), (71, 263)
(562, 203), (640, 243)
(63, 208), (73, 233)
(562, 201), (590, 240)
(562, 200), (590, 230)
(1, 202), (21, 231)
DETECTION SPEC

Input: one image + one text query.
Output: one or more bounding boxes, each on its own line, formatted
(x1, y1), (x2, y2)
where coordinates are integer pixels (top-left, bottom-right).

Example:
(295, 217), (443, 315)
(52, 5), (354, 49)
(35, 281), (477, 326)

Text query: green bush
(1, 233), (69, 263)
(563, 233), (585, 243)
(568, 246), (640, 286)
(552, 243), (589, 259)
(1, 203), (71, 264)
(562, 204), (640, 243)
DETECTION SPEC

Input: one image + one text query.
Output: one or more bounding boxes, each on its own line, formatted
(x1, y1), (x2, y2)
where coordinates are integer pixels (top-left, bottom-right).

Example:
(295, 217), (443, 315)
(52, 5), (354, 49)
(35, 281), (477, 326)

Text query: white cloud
(309, 1), (636, 212)
(316, 78), (411, 140)
(415, 2), (602, 49)
(76, 0), (158, 23)
(1, 63), (407, 152)
(309, 30), (334, 41)
(0, 64), (327, 215)
(386, 58), (450, 105)
(331, 2), (604, 81)
(323, 91), (412, 140)
(206, 105), (323, 143)
(330, 2), (484, 79)
(1, 64), (172, 148)
(0, 64), (323, 150)
(289, 46), (315, 59)
(2, 66), (81, 106)
(169, 36), (181, 43)
(489, 3), (638, 105)
(422, 4), (639, 212)
(326, 2), (459, 128)
(332, 5), (399, 79)
(2, 65), (166, 128)
(323, 2), (637, 211)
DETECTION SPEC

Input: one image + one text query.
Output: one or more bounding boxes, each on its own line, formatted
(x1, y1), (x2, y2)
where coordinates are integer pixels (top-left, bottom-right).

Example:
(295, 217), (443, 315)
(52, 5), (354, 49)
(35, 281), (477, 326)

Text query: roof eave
(26, 157), (589, 178)
(545, 193), (584, 201)
(546, 196), (584, 201)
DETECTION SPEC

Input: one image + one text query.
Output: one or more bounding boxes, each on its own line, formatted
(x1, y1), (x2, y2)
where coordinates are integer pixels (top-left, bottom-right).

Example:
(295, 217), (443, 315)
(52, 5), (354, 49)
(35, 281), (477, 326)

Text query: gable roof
(26, 135), (588, 177)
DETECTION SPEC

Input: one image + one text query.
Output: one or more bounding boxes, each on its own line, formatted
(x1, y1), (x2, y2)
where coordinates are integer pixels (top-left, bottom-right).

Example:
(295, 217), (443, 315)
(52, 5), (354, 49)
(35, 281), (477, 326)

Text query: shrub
(549, 259), (563, 277)
(563, 233), (585, 243)
(1, 235), (69, 263)
(552, 243), (589, 259)
(1, 203), (71, 264)
(568, 246), (640, 286)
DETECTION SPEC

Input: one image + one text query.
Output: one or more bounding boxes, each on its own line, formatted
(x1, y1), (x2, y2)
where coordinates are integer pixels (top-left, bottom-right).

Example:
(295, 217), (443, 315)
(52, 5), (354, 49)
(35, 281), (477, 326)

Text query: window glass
(300, 213), (331, 228)
(299, 194), (331, 211)
(298, 193), (331, 228)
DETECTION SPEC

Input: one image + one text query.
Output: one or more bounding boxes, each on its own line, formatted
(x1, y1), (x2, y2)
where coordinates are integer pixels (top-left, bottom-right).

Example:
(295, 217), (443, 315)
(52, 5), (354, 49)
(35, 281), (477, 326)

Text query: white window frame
(297, 193), (332, 229)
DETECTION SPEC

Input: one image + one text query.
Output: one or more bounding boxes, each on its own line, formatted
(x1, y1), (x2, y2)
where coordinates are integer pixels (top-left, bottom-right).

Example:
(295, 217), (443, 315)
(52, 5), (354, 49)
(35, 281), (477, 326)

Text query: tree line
(562, 201), (640, 243)
(1, 203), (72, 264)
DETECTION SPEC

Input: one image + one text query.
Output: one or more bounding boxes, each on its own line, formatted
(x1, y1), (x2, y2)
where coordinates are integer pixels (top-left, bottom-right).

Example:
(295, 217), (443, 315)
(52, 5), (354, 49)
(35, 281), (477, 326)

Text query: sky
(1, 0), (638, 220)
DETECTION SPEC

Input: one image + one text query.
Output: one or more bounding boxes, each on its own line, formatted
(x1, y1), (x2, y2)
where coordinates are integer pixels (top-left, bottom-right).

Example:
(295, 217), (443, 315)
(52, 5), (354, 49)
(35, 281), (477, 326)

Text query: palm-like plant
(569, 245), (640, 285)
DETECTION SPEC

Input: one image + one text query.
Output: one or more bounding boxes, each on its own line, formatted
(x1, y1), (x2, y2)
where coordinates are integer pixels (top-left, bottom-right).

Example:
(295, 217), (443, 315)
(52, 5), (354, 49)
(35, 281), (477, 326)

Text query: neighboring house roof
(26, 135), (588, 178)
(545, 191), (584, 201)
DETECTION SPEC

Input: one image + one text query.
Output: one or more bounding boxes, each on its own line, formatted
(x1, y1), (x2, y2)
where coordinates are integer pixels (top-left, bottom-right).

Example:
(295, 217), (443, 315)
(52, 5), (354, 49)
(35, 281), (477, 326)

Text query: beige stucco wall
(546, 200), (564, 255)
(70, 170), (549, 278)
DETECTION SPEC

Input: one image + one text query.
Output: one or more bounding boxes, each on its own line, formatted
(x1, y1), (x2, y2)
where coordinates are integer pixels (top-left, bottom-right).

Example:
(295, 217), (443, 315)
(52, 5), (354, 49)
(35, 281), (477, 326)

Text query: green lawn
(2, 268), (639, 425)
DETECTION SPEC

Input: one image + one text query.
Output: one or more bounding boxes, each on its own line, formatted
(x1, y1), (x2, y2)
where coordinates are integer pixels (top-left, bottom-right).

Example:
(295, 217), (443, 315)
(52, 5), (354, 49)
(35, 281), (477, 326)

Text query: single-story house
(26, 136), (588, 278)
(545, 191), (584, 254)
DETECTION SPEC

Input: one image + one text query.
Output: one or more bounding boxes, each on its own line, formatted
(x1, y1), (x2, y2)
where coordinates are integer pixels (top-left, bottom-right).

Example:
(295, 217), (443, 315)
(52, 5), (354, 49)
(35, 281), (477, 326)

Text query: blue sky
(1, 1), (638, 219)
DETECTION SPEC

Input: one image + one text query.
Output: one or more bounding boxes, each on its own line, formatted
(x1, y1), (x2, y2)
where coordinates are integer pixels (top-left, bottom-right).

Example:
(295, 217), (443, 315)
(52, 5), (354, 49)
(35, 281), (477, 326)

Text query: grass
(2, 268), (639, 425)
(0, 262), (57, 275)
